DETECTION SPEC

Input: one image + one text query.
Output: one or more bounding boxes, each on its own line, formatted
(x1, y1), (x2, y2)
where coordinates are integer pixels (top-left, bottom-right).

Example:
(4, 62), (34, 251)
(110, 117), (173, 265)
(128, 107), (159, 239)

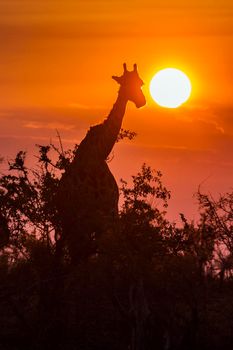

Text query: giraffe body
(56, 64), (146, 263)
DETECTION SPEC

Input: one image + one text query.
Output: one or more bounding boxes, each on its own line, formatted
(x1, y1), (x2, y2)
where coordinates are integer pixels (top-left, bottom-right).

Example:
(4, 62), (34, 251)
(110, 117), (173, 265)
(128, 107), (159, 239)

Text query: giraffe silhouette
(56, 63), (146, 263)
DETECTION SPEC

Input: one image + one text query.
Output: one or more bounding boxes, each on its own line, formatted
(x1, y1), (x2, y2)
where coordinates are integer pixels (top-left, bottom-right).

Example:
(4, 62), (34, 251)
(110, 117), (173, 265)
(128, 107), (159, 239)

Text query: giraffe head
(112, 63), (146, 108)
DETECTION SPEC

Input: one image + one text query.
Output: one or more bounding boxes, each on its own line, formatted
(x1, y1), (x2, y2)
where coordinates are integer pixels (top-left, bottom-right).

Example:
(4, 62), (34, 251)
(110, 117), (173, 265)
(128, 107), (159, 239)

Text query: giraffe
(56, 63), (146, 264)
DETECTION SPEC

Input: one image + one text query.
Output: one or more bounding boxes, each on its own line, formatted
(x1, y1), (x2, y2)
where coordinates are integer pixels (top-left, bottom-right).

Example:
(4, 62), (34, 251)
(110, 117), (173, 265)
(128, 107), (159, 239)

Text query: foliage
(116, 128), (137, 142)
(0, 141), (232, 350)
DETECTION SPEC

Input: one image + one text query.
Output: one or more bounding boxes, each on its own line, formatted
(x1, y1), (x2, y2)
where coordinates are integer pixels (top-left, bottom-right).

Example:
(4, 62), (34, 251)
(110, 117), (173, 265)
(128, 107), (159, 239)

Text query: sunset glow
(1, 2), (233, 346)
(150, 69), (192, 108)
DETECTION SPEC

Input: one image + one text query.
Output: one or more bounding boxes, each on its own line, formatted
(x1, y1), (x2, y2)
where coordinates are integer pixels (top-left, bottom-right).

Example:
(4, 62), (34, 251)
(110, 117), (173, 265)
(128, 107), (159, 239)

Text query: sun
(150, 68), (192, 108)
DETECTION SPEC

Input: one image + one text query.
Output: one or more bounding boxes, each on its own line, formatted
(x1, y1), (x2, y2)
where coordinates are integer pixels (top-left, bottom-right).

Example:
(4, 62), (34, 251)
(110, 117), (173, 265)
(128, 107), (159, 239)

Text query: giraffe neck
(73, 93), (128, 162)
(101, 93), (128, 159)
(105, 93), (128, 135)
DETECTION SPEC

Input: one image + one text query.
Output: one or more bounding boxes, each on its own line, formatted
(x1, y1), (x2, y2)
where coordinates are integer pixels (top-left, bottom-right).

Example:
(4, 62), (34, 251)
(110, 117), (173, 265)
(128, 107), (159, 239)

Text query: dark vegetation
(0, 135), (232, 350)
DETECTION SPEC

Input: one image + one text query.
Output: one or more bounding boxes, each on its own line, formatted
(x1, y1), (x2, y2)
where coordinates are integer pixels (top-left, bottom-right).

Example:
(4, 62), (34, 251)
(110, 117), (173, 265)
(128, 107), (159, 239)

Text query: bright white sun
(150, 68), (192, 108)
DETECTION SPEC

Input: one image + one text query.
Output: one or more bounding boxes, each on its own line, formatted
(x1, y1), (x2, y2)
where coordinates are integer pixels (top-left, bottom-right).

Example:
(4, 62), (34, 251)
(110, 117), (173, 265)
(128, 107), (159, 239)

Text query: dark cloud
(1, 0), (233, 42)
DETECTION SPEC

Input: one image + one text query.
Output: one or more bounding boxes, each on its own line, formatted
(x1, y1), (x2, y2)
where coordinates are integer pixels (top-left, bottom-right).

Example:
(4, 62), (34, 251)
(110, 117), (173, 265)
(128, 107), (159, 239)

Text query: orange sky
(0, 0), (233, 221)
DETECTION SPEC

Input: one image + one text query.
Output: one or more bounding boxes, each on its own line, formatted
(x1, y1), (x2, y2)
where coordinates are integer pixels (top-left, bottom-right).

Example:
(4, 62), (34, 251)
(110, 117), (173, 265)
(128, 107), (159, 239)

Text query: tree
(196, 190), (233, 284)
(109, 164), (171, 350)
(0, 136), (232, 350)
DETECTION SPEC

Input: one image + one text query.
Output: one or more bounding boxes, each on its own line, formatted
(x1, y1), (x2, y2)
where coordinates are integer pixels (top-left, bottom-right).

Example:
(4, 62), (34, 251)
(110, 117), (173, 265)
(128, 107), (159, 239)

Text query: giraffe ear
(112, 76), (122, 84)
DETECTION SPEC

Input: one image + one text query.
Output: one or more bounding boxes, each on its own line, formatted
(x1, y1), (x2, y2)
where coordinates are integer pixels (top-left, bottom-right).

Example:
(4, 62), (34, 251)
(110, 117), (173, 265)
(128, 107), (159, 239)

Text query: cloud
(210, 105), (233, 134)
(175, 103), (233, 136)
(198, 119), (225, 134)
(24, 121), (75, 131)
(0, 107), (94, 126)
(1, 0), (233, 42)
(68, 103), (104, 110)
(0, 107), (93, 151)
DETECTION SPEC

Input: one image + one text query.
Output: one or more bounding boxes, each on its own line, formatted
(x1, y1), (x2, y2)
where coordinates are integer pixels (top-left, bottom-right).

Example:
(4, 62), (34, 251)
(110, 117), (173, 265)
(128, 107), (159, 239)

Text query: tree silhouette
(0, 141), (232, 349)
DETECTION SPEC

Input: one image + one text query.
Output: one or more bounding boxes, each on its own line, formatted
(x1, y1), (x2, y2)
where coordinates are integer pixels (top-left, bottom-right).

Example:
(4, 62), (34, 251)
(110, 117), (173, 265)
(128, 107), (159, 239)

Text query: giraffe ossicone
(56, 64), (146, 263)
(112, 63), (146, 108)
